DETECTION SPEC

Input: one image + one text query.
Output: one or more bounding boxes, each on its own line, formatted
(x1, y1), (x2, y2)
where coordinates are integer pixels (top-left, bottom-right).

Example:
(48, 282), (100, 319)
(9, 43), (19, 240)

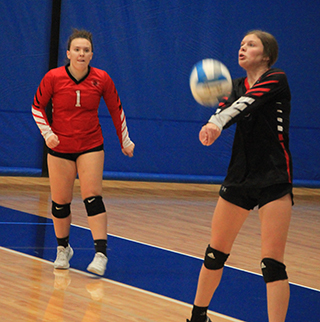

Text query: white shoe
(87, 252), (108, 276)
(53, 245), (73, 269)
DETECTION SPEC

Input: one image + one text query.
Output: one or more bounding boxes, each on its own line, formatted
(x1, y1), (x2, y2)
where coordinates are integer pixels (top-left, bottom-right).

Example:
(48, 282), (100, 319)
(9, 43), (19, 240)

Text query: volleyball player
(187, 30), (293, 322)
(32, 29), (135, 276)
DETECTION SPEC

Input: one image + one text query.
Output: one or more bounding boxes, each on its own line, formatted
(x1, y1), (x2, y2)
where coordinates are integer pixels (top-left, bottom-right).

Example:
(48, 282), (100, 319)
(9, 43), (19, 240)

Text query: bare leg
(77, 150), (108, 275)
(87, 213), (107, 240)
(194, 197), (250, 306)
(47, 154), (77, 239)
(259, 194), (292, 322)
(266, 280), (290, 322)
(194, 267), (223, 307)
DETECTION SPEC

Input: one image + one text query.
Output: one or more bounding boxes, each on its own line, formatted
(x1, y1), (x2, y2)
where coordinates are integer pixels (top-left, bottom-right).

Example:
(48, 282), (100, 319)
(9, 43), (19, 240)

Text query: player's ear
(66, 50), (71, 59)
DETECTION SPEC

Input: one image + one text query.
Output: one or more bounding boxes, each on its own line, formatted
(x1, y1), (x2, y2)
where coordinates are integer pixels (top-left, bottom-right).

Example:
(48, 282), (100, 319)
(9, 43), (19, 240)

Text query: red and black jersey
(209, 68), (293, 188)
(32, 65), (132, 153)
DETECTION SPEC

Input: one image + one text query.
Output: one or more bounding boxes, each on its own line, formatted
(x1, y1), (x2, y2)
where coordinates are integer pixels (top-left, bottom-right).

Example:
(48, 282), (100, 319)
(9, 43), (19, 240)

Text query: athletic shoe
(53, 244), (73, 269)
(186, 317), (212, 322)
(87, 252), (108, 276)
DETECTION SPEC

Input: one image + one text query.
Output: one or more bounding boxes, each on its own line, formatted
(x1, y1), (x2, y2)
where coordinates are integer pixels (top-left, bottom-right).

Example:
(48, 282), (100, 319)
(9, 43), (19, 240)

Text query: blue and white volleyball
(189, 59), (232, 107)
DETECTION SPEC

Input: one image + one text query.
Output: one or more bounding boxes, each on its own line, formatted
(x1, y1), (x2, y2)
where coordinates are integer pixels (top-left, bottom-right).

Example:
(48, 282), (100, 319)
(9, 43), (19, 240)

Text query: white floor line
(0, 246), (244, 321)
(72, 223), (320, 292)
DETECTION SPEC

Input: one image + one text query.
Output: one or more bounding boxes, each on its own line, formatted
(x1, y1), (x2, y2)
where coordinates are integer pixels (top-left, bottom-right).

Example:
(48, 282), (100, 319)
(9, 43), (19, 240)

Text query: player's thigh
(47, 154), (77, 203)
(76, 150), (104, 199)
(259, 193), (292, 262)
(210, 196), (250, 253)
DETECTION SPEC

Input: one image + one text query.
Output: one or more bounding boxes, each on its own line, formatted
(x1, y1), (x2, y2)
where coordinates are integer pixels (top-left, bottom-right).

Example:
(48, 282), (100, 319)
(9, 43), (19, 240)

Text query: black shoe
(186, 317), (212, 322)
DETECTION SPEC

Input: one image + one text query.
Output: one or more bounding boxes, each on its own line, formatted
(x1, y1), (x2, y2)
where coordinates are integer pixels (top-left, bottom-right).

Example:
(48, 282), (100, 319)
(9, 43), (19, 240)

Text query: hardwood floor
(0, 176), (318, 289)
(0, 176), (319, 321)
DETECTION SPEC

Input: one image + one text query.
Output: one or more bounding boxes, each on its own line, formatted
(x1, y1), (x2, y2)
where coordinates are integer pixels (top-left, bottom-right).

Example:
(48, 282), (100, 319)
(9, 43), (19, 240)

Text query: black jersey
(208, 68), (292, 188)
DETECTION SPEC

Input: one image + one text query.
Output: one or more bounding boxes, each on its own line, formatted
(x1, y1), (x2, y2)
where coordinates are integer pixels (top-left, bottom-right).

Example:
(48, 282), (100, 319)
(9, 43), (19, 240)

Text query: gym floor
(0, 177), (319, 321)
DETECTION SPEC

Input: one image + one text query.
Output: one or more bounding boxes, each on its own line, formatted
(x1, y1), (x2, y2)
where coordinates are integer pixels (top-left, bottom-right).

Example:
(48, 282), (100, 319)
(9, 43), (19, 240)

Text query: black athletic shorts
(47, 144), (104, 162)
(219, 183), (293, 210)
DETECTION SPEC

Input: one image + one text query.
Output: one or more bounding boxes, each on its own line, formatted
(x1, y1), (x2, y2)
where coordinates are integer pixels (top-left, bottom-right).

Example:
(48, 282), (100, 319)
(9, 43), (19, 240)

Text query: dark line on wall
(42, 0), (62, 177)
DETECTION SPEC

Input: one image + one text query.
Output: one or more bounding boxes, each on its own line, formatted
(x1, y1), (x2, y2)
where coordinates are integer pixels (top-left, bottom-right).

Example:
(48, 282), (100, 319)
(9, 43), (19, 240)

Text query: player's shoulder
(264, 68), (290, 90)
(264, 68), (288, 80)
(89, 66), (115, 88)
(39, 66), (66, 88)
(46, 66), (66, 76)
(44, 66), (67, 82)
(89, 66), (112, 80)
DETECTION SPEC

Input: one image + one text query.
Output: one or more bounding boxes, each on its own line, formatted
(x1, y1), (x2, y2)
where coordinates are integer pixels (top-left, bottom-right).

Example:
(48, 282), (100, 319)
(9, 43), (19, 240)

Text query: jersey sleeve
(102, 73), (133, 149)
(208, 70), (290, 130)
(31, 71), (54, 140)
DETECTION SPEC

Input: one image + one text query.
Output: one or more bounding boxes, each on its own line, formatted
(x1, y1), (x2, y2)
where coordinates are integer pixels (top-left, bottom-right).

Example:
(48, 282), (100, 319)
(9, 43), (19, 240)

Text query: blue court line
(0, 205), (319, 322)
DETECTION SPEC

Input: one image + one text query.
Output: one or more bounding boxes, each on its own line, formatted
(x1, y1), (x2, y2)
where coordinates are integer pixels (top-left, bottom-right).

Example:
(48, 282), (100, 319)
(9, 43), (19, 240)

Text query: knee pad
(52, 201), (71, 218)
(261, 258), (288, 283)
(84, 196), (106, 216)
(204, 245), (230, 270)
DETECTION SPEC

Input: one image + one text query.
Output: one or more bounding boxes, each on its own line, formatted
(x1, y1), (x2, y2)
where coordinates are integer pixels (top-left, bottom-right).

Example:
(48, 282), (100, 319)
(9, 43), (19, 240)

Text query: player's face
(67, 38), (93, 70)
(238, 34), (269, 71)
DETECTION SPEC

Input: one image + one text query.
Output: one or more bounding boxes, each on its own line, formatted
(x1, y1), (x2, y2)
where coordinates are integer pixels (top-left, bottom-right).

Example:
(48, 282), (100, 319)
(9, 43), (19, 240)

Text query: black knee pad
(84, 196), (106, 216)
(52, 201), (71, 218)
(204, 245), (230, 270)
(261, 258), (288, 283)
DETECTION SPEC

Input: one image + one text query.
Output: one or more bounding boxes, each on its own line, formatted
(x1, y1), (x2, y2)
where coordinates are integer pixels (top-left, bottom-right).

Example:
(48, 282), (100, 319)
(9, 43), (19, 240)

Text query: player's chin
(238, 60), (248, 69)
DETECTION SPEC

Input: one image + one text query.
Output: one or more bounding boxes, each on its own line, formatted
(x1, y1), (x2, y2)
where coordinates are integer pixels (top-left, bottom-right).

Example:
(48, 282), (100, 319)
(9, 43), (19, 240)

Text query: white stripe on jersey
(209, 96), (255, 130)
(31, 106), (53, 140)
(119, 107), (132, 148)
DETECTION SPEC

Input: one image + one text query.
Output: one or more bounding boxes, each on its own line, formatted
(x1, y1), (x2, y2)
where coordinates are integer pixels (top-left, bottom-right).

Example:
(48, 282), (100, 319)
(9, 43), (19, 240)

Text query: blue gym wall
(1, 0), (319, 186)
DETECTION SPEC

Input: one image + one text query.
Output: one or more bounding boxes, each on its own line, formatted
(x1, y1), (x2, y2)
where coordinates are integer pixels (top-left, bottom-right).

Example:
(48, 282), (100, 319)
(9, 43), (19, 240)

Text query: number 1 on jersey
(75, 90), (81, 107)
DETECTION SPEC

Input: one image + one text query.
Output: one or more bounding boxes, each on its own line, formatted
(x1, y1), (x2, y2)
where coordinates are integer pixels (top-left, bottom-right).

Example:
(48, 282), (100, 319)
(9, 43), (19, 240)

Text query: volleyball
(189, 59), (232, 107)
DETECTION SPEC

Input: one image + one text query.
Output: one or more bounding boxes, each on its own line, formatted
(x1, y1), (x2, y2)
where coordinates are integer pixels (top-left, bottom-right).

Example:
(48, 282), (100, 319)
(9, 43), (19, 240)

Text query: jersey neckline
(65, 64), (91, 84)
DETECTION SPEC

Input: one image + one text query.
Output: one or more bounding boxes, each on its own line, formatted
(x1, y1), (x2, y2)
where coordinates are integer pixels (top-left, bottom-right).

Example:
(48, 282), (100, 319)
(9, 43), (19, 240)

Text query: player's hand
(199, 123), (221, 146)
(46, 134), (60, 149)
(122, 142), (135, 157)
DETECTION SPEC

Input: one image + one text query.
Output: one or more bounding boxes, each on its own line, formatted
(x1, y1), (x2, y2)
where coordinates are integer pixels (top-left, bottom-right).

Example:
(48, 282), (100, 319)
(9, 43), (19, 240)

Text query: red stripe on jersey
(254, 80), (279, 87)
(246, 87), (271, 97)
(267, 72), (285, 77)
(244, 77), (250, 90)
(278, 134), (292, 183)
(218, 102), (225, 107)
(247, 87), (271, 93)
(218, 95), (230, 108)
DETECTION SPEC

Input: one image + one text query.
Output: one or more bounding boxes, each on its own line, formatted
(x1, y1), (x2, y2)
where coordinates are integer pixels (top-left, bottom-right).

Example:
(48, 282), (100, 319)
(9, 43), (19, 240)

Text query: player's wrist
(207, 117), (223, 131)
(43, 130), (54, 141)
